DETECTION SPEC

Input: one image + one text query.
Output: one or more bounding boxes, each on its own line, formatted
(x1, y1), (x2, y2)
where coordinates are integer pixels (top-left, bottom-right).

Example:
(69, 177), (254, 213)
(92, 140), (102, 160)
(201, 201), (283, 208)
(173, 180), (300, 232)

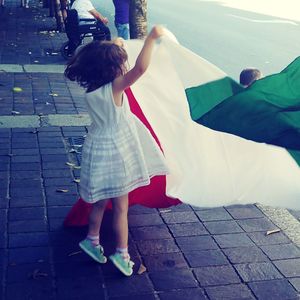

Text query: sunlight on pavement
(204, 0), (300, 22)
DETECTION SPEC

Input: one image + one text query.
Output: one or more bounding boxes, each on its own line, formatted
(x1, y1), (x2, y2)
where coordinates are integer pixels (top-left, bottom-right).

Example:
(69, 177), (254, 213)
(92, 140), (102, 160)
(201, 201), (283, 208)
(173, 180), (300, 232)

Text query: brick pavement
(1, 1), (300, 300)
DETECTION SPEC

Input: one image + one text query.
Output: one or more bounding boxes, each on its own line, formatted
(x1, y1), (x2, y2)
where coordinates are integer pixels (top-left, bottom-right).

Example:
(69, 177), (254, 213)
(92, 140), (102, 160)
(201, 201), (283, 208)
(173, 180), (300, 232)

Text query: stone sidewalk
(1, 1), (300, 300)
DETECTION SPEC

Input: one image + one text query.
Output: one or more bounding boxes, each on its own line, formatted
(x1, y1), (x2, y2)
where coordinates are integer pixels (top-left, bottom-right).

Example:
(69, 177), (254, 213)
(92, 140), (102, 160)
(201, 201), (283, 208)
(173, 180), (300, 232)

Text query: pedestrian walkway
(1, 1), (300, 300)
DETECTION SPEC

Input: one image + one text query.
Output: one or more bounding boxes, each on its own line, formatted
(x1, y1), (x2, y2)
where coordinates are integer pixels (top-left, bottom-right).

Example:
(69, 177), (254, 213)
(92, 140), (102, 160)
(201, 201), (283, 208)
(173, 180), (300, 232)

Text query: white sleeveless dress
(79, 83), (169, 203)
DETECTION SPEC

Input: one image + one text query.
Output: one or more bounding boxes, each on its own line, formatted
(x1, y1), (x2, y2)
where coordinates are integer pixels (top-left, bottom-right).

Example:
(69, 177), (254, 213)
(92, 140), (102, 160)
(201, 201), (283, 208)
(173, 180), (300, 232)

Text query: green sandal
(109, 252), (134, 276)
(79, 239), (107, 264)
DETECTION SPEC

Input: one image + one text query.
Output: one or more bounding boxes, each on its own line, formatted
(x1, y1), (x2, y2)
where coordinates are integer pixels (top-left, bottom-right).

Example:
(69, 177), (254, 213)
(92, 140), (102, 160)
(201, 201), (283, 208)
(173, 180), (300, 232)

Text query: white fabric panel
(125, 38), (300, 209)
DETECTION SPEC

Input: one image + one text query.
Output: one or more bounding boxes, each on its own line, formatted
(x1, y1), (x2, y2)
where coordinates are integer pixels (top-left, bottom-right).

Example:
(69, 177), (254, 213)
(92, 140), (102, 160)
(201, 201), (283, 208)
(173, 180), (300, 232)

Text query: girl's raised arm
(112, 25), (165, 96)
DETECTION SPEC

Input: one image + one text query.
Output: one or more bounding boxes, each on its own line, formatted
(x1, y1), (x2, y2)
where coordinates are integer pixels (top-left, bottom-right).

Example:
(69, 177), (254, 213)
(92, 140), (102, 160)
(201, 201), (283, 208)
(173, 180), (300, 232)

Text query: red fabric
(64, 88), (180, 227)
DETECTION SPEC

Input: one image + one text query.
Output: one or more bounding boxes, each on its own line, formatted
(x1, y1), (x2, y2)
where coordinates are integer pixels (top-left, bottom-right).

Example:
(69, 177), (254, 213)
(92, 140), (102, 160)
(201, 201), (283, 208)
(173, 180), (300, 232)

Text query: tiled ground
(1, 0), (300, 299)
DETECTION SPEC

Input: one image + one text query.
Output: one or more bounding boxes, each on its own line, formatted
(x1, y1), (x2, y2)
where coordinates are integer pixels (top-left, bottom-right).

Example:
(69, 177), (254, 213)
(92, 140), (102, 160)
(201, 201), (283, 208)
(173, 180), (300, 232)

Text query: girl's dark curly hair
(64, 41), (128, 92)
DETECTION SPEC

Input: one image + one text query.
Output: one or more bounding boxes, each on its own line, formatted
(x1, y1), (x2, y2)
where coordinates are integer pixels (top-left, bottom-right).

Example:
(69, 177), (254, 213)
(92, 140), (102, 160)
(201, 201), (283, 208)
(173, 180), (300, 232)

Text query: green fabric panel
(198, 56), (300, 151)
(289, 150), (300, 166)
(185, 77), (243, 120)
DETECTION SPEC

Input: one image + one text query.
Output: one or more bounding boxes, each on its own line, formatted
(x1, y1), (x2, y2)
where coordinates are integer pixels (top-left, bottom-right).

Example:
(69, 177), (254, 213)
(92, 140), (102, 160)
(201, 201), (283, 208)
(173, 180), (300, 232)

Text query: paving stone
(226, 204), (265, 219)
(47, 206), (72, 218)
(7, 262), (52, 283)
(176, 235), (218, 252)
(9, 207), (45, 221)
(11, 162), (41, 171)
(137, 239), (179, 255)
(42, 162), (70, 170)
(128, 214), (164, 227)
(10, 179), (42, 188)
(52, 244), (91, 264)
(274, 258), (300, 277)
(223, 246), (269, 264)
(214, 233), (255, 248)
(194, 265), (241, 286)
(149, 269), (198, 291)
(248, 279), (298, 300)
(49, 230), (83, 247)
(10, 196), (45, 208)
(237, 218), (277, 232)
(48, 218), (65, 232)
(12, 148), (40, 155)
(248, 231), (291, 245)
(56, 276), (106, 300)
(40, 148), (67, 155)
(42, 169), (73, 178)
(11, 155), (40, 163)
(195, 207), (233, 221)
(8, 219), (47, 233)
(11, 142), (39, 149)
(44, 177), (76, 187)
(45, 185), (78, 197)
(54, 261), (102, 278)
(160, 211), (198, 224)
(143, 252), (188, 271)
(8, 246), (50, 264)
(158, 288), (207, 300)
(106, 274), (153, 297)
(205, 283), (255, 300)
(110, 294), (157, 300)
(46, 194), (77, 206)
(261, 243), (300, 260)
(10, 188), (43, 198)
(6, 280), (55, 300)
(9, 232), (49, 248)
(203, 220), (243, 234)
(128, 205), (158, 215)
(160, 203), (192, 212)
(234, 262), (283, 282)
(130, 225), (172, 241)
(289, 278), (300, 292)
(39, 142), (65, 148)
(184, 250), (229, 267)
(11, 170), (41, 179)
(168, 222), (208, 237)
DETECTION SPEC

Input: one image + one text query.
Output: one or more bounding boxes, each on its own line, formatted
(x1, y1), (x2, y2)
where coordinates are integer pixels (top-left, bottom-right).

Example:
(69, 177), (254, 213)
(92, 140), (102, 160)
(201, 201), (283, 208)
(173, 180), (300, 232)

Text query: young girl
(64, 25), (168, 276)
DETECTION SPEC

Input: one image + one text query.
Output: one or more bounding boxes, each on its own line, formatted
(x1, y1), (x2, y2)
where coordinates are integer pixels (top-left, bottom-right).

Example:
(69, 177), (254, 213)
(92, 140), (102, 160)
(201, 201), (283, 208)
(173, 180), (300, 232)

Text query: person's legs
(109, 194), (134, 276)
(79, 199), (108, 263)
(115, 22), (130, 40)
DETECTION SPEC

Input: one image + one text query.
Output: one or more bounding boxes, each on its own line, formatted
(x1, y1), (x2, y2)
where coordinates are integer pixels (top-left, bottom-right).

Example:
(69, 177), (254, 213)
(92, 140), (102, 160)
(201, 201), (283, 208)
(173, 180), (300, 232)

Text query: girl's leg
(109, 194), (134, 276)
(79, 199), (108, 264)
(88, 199), (109, 237)
(111, 194), (129, 249)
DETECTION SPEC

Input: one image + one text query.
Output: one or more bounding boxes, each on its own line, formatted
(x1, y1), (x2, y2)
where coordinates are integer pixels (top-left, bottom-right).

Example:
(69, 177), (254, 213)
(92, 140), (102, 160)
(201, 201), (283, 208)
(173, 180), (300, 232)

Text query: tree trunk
(129, 0), (147, 39)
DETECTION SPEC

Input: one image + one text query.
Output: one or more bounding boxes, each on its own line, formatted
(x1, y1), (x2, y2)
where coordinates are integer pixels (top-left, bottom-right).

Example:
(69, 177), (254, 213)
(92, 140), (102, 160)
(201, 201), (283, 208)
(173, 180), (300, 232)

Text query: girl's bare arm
(112, 25), (165, 104)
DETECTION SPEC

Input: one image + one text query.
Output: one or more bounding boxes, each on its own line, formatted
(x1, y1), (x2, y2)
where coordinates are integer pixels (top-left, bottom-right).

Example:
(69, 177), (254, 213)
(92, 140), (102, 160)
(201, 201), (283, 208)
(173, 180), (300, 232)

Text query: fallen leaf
(266, 229), (280, 236)
(137, 264), (146, 275)
(68, 250), (82, 257)
(66, 162), (75, 167)
(56, 189), (69, 193)
(73, 179), (80, 183)
(29, 269), (49, 279)
(12, 111), (20, 115)
(160, 209), (172, 213)
(31, 130), (38, 134)
(66, 162), (81, 169)
(12, 87), (22, 92)
(49, 93), (58, 97)
(69, 148), (79, 153)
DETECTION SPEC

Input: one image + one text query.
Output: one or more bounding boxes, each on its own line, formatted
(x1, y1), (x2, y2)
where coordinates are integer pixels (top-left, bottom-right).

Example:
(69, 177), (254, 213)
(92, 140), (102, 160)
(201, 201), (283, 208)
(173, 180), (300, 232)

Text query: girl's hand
(149, 25), (165, 40)
(113, 37), (124, 48)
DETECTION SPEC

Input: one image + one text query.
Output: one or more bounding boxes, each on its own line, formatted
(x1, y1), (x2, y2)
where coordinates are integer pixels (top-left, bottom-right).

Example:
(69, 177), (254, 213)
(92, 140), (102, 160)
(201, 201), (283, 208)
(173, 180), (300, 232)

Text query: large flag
(64, 35), (300, 226)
